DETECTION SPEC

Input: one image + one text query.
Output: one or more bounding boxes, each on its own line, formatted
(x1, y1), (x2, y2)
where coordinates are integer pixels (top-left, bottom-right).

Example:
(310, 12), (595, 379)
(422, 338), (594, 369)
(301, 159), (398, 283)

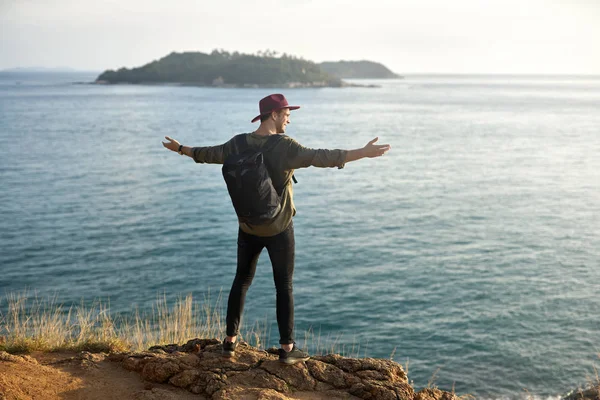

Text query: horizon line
(1, 67), (600, 77)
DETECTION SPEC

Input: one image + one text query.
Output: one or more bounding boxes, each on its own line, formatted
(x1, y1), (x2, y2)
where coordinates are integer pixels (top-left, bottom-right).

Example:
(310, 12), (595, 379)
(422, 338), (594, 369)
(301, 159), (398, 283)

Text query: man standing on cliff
(162, 94), (390, 364)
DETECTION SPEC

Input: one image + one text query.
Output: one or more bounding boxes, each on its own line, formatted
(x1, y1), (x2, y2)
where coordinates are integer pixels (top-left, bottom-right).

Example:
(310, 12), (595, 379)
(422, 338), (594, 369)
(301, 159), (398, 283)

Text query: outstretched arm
(286, 137), (391, 170)
(345, 137), (391, 163)
(162, 136), (228, 164)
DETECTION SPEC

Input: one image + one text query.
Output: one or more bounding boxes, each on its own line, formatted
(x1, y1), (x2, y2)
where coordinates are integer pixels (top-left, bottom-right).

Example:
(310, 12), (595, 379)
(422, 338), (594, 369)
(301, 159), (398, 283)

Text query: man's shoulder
(275, 135), (302, 152)
(226, 133), (252, 147)
(230, 133), (249, 141)
(278, 134), (299, 145)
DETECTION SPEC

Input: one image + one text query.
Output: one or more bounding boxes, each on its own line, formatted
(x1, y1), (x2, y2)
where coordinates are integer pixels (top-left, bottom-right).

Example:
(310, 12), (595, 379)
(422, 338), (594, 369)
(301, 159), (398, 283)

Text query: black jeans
(226, 222), (295, 344)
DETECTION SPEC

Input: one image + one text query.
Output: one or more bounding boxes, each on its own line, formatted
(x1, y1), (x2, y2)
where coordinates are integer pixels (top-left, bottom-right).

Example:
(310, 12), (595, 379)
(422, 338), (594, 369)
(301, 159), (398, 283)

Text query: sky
(1, 0), (599, 74)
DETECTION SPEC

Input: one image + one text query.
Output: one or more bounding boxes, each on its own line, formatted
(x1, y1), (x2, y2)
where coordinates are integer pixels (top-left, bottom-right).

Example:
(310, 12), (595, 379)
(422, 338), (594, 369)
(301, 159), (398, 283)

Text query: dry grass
(0, 291), (126, 354)
(0, 289), (265, 354)
(0, 290), (371, 358)
(426, 366), (441, 389)
(302, 326), (367, 358)
(425, 367), (475, 400)
(582, 363), (600, 400)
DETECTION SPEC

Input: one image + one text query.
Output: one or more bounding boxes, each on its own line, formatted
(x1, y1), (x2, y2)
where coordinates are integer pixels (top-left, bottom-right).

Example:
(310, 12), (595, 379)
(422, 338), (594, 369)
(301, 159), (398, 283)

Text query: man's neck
(253, 123), (278, 136)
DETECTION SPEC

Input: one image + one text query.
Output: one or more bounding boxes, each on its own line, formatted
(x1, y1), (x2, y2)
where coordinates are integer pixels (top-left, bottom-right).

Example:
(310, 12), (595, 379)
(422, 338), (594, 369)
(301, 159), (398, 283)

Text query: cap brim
(251, 105), (300, 123)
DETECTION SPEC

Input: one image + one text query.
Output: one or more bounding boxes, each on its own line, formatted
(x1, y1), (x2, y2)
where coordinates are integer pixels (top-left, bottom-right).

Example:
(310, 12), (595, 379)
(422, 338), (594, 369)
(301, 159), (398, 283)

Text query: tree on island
(96, 49), (342, 87)
(319, 60), (401, 79)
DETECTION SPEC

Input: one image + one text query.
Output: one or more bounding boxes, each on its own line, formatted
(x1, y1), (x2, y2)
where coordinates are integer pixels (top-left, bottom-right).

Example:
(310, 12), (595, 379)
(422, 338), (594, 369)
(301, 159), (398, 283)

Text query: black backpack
(222, 134), (289, 225)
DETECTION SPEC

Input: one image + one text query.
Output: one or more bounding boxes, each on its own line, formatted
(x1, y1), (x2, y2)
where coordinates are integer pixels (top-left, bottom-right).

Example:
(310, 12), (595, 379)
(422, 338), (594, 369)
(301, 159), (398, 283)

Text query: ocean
(1, 71), (599, 399)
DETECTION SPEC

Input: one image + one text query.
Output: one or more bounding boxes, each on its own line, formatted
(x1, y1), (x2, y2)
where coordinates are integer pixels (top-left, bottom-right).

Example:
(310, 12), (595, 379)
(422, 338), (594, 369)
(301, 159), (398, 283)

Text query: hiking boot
(222, 338), (237, 357)
(278, 344), (310, 365)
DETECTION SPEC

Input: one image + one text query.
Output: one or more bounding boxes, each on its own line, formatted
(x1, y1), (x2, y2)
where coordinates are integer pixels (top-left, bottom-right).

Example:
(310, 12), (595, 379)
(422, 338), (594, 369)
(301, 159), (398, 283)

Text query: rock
(0, 351), (37, 364)
(169, 369), (205, 389)
(316, 354), (362, 373)
(107, 352), (128, 362)
(149, 343), (180, 354)
(132, 387), (181, 400)
(348, 381), (414, 400)
(123, 352), (159, 372)
(227, 368), (290, 393)
(205, 372), (228, 395)
(414, 388), (459, 400)
(78, 351), (107, 363)
(112, 338), (456, 400)
(178, 353), (201, 368)
(149, 338), (220, 354)
(212, 387), (289, 400)
(196, 342), (264, 371)
(141, 358), (182, 383)
(19, 355), (39, 364)
(260, 360), (316, 391)
(46, 351), (103, 369)
(306, 359), (347, 388)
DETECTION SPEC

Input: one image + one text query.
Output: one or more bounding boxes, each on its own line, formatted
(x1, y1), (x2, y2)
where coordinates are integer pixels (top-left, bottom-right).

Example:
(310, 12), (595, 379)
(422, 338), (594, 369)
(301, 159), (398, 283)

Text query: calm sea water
(1, 71), (599, 399)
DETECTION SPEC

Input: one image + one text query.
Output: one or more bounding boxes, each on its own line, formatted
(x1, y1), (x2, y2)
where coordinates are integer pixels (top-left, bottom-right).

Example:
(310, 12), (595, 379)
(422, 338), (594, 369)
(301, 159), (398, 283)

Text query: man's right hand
(162, 136), (181, 152)
(362, 137), (391, 158)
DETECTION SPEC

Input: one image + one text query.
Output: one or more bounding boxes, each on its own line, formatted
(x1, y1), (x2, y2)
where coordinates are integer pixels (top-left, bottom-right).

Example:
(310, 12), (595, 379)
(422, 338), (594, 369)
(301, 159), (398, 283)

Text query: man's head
(260, 108), (291, 133)
(251, 94), (299, 133)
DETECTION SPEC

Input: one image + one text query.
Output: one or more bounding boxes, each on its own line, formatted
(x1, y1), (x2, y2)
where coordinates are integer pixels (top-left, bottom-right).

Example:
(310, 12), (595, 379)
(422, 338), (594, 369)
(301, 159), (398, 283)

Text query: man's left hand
(162, 136), (181, 152)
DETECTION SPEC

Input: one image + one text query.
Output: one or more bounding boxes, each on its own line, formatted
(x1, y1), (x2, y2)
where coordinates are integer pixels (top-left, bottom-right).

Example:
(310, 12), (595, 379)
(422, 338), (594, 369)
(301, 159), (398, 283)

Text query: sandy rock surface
(0, 350), (202, 400)
(118, 338), (458, 400)
(0, 339), (461, 399)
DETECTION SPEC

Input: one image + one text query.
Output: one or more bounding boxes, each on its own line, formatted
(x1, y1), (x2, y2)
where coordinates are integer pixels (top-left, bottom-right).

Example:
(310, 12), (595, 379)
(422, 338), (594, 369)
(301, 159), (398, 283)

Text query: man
(162, 94), (390, 364)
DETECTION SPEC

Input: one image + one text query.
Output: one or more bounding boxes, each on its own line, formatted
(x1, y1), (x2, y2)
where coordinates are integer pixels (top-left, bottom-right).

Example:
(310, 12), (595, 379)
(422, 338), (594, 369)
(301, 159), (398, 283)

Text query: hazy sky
(1, 0), (599, 74)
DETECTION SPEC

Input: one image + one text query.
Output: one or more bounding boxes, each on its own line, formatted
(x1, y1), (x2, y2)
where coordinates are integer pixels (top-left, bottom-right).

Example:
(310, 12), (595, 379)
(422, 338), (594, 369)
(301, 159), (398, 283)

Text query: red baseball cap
(251, 94), (300, 123)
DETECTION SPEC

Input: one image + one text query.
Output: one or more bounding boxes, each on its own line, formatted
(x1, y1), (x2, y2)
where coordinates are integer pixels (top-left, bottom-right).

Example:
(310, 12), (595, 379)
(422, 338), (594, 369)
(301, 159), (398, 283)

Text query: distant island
(319, 60), (402, 79)
(95, 50), (399, 88)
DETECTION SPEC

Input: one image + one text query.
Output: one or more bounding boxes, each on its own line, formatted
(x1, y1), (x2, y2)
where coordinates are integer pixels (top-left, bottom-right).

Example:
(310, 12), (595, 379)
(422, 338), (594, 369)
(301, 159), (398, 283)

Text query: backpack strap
(233, 134), (249, 153)
(263, 135), (298, 186)
(262, 134), (285, 153)
(252, 134), (298, 193)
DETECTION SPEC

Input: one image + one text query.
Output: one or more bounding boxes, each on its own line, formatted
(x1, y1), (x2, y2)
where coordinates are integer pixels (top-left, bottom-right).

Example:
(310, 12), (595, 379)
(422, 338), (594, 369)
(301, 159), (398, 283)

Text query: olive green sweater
(192, 132), (348, 237)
